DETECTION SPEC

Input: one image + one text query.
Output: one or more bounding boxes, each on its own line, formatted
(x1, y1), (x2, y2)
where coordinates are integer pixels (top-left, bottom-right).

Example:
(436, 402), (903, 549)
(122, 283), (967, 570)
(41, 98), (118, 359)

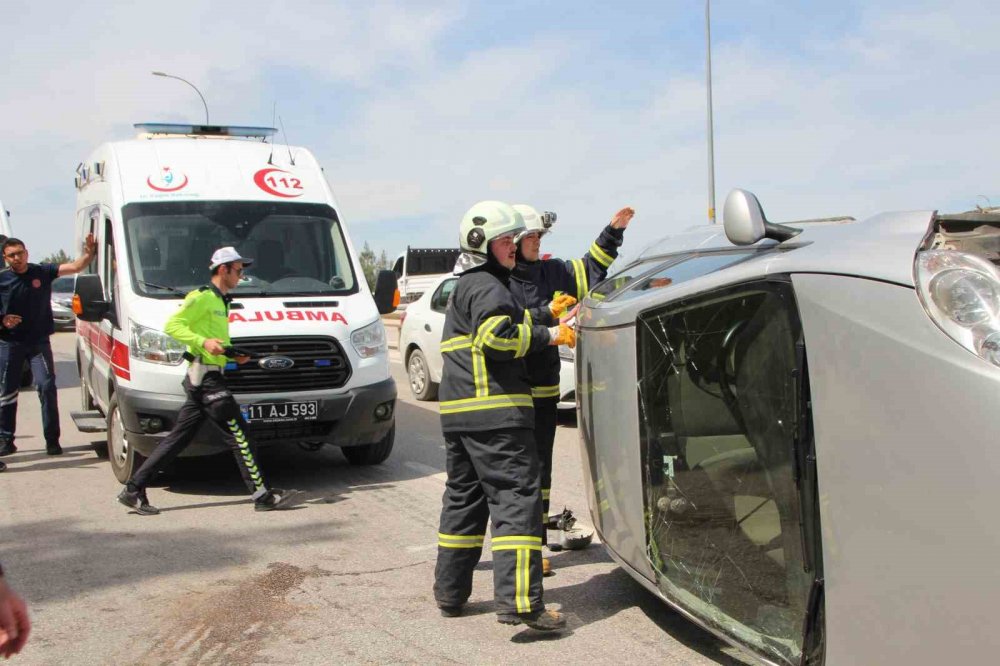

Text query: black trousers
(129, 372), (268, 497)
(434, 428), (544, 616)
(533, 397), (558, 543)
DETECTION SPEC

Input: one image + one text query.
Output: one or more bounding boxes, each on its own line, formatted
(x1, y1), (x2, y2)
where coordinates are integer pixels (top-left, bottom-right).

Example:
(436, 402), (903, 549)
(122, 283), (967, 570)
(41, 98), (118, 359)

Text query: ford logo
(259, 355), (295, 370)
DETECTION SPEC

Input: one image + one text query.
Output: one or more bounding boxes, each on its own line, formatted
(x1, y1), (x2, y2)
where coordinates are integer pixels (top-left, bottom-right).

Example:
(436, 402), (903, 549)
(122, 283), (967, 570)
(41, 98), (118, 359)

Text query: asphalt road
(0, 330), (754, 665)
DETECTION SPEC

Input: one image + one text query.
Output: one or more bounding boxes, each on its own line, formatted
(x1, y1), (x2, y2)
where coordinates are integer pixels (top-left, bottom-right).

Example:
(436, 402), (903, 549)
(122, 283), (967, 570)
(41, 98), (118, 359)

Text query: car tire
(406, 348), (438, 401)
(341, 425), (395, 465)
(107, 395), (145, 483)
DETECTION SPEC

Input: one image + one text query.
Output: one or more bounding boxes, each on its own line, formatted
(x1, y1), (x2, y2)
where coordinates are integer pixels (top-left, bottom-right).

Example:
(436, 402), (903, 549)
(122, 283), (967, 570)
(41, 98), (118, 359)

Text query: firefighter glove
(548, 324), (576, 349)
(549, 292), (578, 319)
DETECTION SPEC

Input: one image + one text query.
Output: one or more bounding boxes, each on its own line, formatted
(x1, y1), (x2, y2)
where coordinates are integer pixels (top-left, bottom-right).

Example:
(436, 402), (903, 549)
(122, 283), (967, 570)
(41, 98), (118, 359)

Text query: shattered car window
(636, 279), (816, 666)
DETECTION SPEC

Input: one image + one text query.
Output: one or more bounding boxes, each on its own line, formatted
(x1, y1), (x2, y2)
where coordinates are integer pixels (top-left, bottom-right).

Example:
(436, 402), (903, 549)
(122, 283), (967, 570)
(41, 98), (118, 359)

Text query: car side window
(635, 279), (821, 666)
(430, 278), (457, 313)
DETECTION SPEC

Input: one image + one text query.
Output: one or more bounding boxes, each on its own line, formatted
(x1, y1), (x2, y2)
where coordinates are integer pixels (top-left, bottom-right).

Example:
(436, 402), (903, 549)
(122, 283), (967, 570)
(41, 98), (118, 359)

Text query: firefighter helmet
(513, 204), (557, 243)
(459, 201), (525, 254)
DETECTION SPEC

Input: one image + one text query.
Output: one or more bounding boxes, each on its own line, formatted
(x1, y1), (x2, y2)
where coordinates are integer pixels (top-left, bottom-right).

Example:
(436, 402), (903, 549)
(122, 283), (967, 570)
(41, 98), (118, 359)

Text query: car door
(424, 278), (456, 383)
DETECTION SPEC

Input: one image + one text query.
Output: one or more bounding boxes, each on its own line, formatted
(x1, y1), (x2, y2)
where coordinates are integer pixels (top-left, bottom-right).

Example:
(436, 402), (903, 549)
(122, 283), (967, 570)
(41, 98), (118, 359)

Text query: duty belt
(182, 351), (225, 386)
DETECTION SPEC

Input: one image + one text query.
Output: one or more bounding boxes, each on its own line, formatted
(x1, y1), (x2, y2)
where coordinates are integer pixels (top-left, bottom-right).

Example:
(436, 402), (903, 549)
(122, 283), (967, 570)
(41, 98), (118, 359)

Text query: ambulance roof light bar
(133, 123), (278, 138)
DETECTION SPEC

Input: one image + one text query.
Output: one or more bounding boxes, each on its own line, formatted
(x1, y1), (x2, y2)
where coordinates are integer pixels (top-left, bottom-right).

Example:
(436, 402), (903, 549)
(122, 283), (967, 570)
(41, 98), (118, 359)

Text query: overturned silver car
(577, 189), (1000, 666)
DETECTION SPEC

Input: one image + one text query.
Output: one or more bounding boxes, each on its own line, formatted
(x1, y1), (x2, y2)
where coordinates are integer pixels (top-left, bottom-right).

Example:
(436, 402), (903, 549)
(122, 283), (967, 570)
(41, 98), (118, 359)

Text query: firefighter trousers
(533, 397), (558, 544)
(129, 372), (268, 498)
(434, 427), (545, 616)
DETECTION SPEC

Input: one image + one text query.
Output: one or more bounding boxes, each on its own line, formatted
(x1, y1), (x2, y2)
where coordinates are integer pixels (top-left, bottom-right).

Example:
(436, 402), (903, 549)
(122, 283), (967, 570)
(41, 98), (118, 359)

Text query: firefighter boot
(498, 608), (567, 632)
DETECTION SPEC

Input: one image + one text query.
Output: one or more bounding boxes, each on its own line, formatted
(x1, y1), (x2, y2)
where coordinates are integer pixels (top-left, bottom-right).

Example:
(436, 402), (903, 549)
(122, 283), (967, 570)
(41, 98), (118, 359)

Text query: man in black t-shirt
(0, 235), (95, 463)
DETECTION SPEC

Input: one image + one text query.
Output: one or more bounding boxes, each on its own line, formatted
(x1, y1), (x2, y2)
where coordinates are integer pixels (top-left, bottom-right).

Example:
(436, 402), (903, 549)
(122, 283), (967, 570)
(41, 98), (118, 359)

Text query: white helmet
(454, 201), (526, 273)
(513, 204), (557, 243)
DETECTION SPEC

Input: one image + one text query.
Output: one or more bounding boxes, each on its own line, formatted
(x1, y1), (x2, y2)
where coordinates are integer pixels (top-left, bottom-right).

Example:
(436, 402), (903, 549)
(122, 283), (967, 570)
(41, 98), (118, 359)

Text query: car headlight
(130, 321), (186, 365)
(351, 319), (386, 358)
(916, 249), (1000, 366)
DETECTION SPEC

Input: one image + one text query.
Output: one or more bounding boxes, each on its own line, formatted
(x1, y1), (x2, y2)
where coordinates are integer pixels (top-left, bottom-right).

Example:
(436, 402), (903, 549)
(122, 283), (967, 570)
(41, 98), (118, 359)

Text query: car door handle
(424, 324), (432, 332)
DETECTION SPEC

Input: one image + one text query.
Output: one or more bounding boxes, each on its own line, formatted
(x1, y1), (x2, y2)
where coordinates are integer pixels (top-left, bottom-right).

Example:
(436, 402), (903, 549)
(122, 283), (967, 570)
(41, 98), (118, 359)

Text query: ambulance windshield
(121, 201), (358, 298)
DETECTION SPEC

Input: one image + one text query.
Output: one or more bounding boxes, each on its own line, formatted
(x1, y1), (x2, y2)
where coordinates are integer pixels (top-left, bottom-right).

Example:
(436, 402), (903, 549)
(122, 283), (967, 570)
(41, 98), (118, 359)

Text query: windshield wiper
(139, 280), (186, 295)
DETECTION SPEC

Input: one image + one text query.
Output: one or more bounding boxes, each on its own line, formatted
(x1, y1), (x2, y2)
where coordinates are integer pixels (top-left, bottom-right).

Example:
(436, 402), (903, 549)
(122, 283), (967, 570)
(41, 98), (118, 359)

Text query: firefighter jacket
(439, 262), (554, 432)
(509, 224), (624, 396)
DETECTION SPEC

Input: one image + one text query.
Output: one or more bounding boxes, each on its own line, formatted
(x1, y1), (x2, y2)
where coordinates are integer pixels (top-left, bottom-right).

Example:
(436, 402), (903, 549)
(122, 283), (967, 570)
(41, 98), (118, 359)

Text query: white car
(400, 274), (576, 408)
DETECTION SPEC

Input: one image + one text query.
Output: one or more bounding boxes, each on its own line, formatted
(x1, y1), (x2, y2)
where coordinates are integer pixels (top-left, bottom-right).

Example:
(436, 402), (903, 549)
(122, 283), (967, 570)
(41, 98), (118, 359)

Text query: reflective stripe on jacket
(439, 266), (553, 432)
(509, 224), (624, 391)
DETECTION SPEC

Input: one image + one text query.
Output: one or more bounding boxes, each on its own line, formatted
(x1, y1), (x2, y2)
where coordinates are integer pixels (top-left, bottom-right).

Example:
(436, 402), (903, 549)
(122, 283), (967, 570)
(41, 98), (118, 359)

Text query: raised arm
(57, 233), (97, 276)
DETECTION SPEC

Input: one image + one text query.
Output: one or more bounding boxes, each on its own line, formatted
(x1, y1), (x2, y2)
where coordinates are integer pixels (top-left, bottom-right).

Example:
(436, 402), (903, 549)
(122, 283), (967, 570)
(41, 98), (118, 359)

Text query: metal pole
(152, 71), (210, 125)
(705, 0), (717, 224)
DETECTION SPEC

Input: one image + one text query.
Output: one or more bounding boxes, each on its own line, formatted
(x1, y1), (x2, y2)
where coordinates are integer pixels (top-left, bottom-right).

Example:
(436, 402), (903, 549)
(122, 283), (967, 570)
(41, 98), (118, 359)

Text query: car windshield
(121, 201), (357, 298)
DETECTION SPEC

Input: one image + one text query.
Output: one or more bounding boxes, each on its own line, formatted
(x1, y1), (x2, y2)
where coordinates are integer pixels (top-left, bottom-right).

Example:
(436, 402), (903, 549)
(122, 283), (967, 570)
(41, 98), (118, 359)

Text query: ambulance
(72, 123), (399, 483)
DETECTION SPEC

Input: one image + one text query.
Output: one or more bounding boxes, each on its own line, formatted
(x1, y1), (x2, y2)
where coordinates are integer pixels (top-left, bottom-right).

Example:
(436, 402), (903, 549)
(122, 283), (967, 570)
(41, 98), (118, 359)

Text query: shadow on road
(0, 517), (343, 604)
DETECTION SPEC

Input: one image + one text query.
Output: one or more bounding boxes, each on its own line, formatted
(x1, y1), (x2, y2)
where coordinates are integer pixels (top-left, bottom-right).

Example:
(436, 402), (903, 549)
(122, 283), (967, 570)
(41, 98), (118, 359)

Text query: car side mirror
(373, 269), (399, 315)
(72, 274), (111, 322)
(723, 188), (801, 245)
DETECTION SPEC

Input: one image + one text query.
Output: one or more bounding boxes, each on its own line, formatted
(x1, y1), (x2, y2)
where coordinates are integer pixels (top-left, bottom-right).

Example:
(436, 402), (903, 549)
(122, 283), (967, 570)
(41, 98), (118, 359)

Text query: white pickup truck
(392, 247), (460, 308)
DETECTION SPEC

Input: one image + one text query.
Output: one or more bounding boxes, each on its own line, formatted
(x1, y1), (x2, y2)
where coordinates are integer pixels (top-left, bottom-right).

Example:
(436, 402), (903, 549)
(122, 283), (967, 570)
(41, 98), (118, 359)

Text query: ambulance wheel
(406, 349), (438, 401)
(107, 395), (145, 483)
(342, 426), (395, 465)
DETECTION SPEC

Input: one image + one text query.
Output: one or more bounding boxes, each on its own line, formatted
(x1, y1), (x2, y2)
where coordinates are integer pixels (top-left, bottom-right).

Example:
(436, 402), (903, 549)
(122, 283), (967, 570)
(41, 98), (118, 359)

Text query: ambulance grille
(226, 336), (351, 393)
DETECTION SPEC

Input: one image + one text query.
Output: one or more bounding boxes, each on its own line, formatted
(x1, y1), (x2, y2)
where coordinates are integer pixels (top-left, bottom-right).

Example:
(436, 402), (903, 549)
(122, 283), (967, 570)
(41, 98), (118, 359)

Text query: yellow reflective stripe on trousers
(571, 259), (589, 301)
(492, 536), (540, 614)
(589, 242), (614, 268)
(531, 385), (560, 399)
(541, 488), (551, 500)
(439, 394), (533, 414)
(438, 532), (486, 549)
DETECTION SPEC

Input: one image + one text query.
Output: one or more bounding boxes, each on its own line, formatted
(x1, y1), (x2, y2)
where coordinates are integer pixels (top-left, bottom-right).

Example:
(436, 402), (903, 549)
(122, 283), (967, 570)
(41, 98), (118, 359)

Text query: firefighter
(434, 201), (576, 631)
(115, 247), (292, 515)
(509, 204), (635, 573)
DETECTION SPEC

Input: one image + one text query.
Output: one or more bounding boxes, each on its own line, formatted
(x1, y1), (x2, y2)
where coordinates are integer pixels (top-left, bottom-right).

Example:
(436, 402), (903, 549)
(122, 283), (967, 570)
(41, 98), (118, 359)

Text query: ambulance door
(95, 209), (121, 408)
(78, 206), (102, 406)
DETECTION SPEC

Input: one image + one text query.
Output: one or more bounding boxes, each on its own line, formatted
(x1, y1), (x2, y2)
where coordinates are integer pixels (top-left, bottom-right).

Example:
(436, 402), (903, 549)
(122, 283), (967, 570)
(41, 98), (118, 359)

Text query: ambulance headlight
(130, 321), (186, 365)
(916, 249), (1000, 366)
(351, 320), (386, 358)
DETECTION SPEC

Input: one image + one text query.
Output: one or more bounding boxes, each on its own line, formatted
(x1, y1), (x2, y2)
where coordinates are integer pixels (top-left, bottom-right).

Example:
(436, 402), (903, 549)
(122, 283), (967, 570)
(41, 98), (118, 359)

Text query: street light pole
(705, 0), (717, 224)
(152, 71), (210, 125)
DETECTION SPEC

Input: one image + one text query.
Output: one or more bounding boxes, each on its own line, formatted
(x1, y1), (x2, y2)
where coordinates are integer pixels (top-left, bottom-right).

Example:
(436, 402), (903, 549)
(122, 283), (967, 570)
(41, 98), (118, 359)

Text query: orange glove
(548, 324), (576, 348)
(549, 292), (578, 319)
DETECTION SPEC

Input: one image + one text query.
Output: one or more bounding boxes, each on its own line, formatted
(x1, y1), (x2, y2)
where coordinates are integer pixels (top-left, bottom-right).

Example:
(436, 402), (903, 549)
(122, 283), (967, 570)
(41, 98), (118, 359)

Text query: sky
(1, 0), (998, 266)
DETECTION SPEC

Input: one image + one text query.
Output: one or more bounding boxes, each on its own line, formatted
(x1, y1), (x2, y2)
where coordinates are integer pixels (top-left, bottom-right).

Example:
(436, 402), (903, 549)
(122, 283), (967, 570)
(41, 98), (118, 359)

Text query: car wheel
(341, 425), (395, 465)
(407, 349), (438, 401)
(107, 395), (145, 483)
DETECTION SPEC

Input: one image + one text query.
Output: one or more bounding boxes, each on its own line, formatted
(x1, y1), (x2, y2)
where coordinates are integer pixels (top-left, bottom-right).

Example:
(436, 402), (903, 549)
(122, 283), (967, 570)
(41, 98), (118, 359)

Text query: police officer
(116, 247), (291, 515)
(508, 204), (635, 572)
(434, 201), (575, 631)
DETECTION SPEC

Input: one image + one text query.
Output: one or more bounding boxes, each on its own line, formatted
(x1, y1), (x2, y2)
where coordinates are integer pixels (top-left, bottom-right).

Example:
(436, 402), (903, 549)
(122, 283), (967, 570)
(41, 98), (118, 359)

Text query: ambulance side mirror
(373, 269), (399, 315)
(73, 274), (110, 322)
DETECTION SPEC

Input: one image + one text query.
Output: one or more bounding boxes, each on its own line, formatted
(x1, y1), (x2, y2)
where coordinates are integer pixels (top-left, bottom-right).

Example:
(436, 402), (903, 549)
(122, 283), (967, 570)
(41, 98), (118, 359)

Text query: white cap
(209, 246), (254, 270)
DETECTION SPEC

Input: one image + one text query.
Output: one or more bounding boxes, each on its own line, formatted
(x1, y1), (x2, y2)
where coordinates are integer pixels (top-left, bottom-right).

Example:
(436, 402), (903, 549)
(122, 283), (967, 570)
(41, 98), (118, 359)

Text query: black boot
(46, 441), (63, 456)
(0, 441), (17, 456)
(254, 488), (294, 511)
(117, 487), (160, 515)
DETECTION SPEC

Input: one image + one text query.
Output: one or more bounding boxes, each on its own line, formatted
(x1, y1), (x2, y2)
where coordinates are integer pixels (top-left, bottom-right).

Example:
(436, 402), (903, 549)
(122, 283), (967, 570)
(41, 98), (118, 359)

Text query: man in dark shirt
(0, 235), (95, 463)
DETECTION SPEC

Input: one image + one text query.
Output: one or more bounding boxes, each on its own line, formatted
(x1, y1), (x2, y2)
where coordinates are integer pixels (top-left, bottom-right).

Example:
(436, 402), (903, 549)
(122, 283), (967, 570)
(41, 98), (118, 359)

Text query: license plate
(240, 401), (318, 423)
